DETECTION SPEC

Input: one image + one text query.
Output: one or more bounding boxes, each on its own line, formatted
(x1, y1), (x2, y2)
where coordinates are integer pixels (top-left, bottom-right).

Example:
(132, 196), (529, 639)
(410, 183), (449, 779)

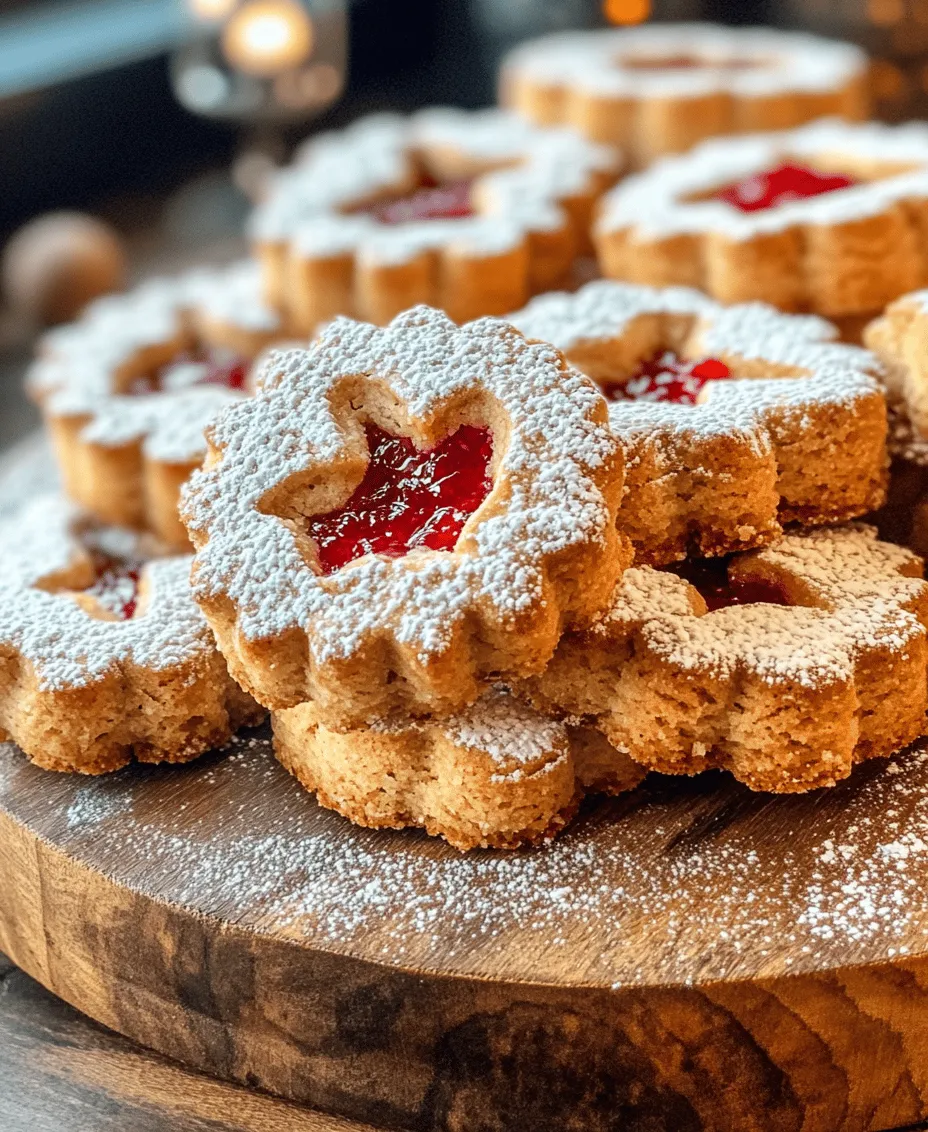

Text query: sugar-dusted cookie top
(509, 280), (888, 564)
(182, 305), (629, 729)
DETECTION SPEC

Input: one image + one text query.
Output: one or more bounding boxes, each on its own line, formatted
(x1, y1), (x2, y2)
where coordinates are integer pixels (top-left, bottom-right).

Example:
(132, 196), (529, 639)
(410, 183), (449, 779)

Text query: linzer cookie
(27, 260), (287, 550)
(504, 24), (864, 167)
(509, 280), (887, 565)
(250, 108), (621, 334)
(273, 689), (645, 851)
(0, 495), (262, 775)
(521, 525), (928, 793)
(501, 24), (867, 168)
(181, 305), (628, 730)
(594, 120), (928, 325)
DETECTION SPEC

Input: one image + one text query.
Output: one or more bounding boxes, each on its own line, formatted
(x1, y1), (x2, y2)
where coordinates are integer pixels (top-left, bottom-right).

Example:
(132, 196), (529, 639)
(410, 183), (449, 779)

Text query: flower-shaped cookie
(273, 688), (645, 851)
(0, 495), (262, 774)
(181, 305), (628, 730)
(501, 24), (867, 167)
(27, 260), (288, 550)
(595, 120), (928, 324)
(250, 108), (621, 333)
(509, 280), (887, 565)
(522, 525), (928, 793)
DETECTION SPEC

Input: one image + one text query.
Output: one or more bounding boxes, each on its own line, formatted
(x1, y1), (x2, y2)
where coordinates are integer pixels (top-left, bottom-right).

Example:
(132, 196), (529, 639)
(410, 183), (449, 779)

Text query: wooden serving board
(3, 436), (928, 1131)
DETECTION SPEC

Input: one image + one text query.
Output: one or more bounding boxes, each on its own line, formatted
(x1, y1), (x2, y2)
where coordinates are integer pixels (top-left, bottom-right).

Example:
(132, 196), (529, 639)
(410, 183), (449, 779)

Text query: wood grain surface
(0, 950), (381, 1131)
(5, 437), (928, 1131)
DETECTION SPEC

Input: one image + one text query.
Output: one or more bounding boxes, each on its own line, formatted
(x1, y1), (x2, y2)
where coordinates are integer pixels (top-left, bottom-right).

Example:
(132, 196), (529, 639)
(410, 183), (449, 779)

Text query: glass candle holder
(170, 0), (347, 124)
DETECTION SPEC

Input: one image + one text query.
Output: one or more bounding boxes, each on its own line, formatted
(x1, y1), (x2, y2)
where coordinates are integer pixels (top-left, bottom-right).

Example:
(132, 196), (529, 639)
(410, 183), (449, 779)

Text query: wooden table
(0, 950), (383, 1132)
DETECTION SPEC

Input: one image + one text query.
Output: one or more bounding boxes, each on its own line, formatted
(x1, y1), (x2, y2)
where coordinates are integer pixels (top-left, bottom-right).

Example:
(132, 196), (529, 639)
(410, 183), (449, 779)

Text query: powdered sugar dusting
(27, 260), (281, 463)
(503, 24), (866, 101)
(0, 495), (216, 690)
(509, 280), (882, 445)
(183, 305), (621, 662)
(7, 728), (928, 986)
(250, 107), (619, 261)
(598, 119), (928, 242)
(595, 525), (925, 686)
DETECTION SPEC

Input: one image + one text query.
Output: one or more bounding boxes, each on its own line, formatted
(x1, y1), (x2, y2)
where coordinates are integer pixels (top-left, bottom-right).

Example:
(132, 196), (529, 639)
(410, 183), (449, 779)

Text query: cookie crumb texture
(522, 525), (928, 793)
(501, 24), (867, 167)
(0, 496), (262, 774)
(182, 305), (628, 730)
(509, 281), (888, 565)
(596, 120), (928, 320)
(26, 261), (285, 550)
(273, 689), (644, 851)
(249, 108), (620, 334)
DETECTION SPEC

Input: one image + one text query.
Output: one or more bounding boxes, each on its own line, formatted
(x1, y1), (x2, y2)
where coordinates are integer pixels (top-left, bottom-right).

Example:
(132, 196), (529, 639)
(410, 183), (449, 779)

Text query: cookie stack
(8, 20), (928, 852)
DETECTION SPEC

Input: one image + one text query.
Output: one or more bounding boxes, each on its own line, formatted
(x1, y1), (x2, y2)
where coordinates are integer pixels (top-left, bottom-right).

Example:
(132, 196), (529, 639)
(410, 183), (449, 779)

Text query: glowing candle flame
(222, 0), (314, 76)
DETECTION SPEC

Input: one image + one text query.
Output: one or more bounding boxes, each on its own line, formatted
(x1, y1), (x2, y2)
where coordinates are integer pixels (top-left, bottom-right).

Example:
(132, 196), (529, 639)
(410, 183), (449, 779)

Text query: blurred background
(0, 0), (920, 446)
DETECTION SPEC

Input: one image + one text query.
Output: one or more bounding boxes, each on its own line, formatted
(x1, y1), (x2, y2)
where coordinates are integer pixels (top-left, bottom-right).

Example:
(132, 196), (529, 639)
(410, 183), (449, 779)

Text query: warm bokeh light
(603, 0), (651, 26)
(867, 0), (905, 26)
(222, 0), (313, 77)
(188, 0), (238, 20)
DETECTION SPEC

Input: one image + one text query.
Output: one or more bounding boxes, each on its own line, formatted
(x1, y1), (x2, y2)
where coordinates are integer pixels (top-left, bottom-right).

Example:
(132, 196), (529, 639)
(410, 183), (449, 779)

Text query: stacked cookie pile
(9, 20), (928, 851)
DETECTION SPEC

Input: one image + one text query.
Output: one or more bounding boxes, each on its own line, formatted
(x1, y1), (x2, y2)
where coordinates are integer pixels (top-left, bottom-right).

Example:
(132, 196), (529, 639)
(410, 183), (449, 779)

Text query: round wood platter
(3, 437), (928, 1131)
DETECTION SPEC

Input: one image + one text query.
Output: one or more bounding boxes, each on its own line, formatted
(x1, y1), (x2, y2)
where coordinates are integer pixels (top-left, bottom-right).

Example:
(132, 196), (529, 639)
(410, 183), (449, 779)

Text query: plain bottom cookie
(272, 690), (645, 851)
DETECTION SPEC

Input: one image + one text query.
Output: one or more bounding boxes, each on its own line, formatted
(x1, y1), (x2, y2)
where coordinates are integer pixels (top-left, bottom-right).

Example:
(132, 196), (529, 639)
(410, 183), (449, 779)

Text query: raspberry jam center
(127, 350), (248, 396)
(363, 179), (474, 225)
(83, 555), (142, 620)
(601, 351), (731, 406)
(716, 162), (857, 213)
(307, 423), (494, 575)
(670, 558), (789, 613)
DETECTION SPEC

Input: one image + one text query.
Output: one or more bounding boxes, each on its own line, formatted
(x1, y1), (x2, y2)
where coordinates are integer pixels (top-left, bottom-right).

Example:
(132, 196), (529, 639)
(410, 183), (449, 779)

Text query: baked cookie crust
(501, 24), (867, 167)
(182, 306), (628, 730)
(0, 496), (262, 774)
(595, 120), (928, 320)
(509, 281), (887, 565)
(521, 525), (928, 794)
(250, 109), (621, 334)
(28, 261), (287, 550)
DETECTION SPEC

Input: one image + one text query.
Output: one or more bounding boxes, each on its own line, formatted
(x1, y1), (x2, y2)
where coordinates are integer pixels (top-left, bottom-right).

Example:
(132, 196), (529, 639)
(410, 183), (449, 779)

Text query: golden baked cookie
(521, 525), (928, 794)
(864, 292), (928, 556)
(500, 24), (867, 167)
(250, 108), (621, 334)
(509, 280), (887, 565)
(273, 689), (645, 851)
(27, 261), (288, 550)
(181, 305), (629, 730)
(595, 121), (928, 323)
(0, 495), (262, 775)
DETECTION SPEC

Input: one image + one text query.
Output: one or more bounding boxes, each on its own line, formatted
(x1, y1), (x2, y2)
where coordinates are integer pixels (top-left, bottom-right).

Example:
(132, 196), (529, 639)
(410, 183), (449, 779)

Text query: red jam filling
(363, 179), (474, 225)
(601, 351), (731, 406)
(669, 558), (789, 613)
(716, 162), (857, 213)
(127, 351), (248, 396)
(83, 556), (142, 620)
(306, 423), (493, 575)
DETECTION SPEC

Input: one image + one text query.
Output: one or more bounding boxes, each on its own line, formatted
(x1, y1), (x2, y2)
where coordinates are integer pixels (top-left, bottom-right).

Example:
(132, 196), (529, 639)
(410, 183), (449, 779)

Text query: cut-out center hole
(715, 162), (857, 213)
(600, 351), (731, 406)
(306, 422), (494, 575)
(668, 557), (790, 612)
(82, 555), (142, 620)
(126, 349), (248, 396)
(356, 174), (475, 226)
(619, 54), (761, 72)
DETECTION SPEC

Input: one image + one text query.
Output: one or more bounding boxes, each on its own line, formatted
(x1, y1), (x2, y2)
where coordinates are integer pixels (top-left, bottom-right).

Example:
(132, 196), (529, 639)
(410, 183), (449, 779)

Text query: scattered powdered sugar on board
(6, 724), (928, 988)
